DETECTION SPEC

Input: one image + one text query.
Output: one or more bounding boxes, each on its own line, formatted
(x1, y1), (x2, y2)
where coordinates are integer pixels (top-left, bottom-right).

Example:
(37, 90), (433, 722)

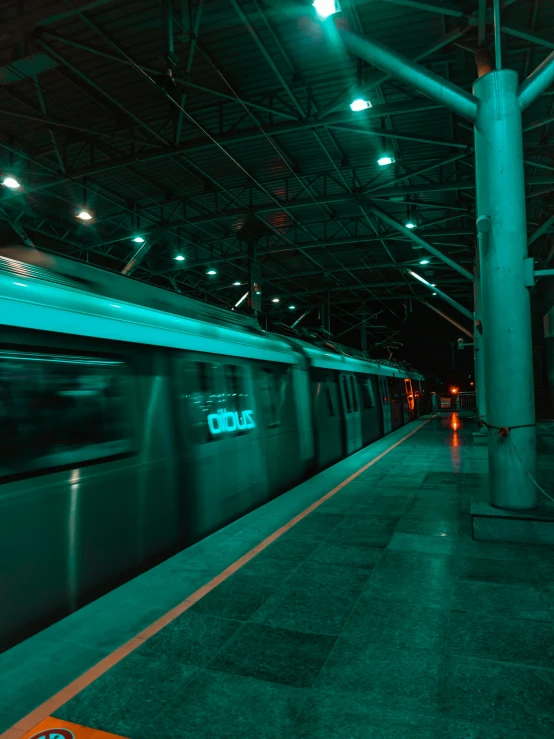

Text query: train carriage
(0, 251), (426, 651)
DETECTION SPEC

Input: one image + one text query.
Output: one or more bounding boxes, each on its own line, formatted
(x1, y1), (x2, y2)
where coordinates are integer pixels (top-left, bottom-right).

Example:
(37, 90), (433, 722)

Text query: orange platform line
(2, 414), (436, 739)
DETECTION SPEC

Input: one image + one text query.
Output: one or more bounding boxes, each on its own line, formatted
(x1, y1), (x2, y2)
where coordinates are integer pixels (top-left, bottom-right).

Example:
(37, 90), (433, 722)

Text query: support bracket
(524, 257), (535, 287)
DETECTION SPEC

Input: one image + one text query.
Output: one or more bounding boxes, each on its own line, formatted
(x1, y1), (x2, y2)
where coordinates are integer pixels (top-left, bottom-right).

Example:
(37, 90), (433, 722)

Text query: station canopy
(0, 0), (552, 352)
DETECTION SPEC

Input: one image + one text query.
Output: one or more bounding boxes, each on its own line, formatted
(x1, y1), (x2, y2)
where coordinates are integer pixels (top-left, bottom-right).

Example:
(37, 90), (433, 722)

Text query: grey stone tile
(209, 622), (336, 688)
(388, 532), (457, 555)
(455, 556), (538, 585)
(447, 610), (554, 668)
(187, 571), (276, 620)
(134, 612), (242, 666)
(315, 640), (444, 714)
(451, 580), (551, 622)
(442, 654), (554, 736)
(142, 669), (307, 739)
(341, 597), (449, 652)
(54, 652), (198, 737)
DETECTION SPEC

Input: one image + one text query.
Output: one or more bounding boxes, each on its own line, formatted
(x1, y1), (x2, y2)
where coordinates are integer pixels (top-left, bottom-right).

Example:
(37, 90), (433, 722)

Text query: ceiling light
(431, 283), (436, 287)
(132, 236), (145, 243)
(174, 254), (185, 261)
(432, 292), (437, 296)
(207, 269), (217, 275)
(349, 98), (372, 112)
(2, 176), (20, 189)
(312, 0), (341, 19)
(419, 259), (430, 265)
(377, 156), (395, 167)
(288, 305), (296, 310)
(233, 280), (241, 286)
(272, 297), (280, 303)
(76, 210), (93, 221)
(405, 222), (416, 229)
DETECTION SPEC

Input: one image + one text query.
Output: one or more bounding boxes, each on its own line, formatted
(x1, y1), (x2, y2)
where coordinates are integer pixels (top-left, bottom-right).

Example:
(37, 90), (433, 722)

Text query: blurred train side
(0, 253), (428, 651)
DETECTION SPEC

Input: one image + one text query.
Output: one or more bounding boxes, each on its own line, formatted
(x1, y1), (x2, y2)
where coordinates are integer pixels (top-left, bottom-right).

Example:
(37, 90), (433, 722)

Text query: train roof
(0, 248), (424, 380)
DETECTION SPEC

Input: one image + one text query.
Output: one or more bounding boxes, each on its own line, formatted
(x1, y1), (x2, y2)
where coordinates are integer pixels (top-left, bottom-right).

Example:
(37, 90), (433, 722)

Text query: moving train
(0, 249), (427, 650)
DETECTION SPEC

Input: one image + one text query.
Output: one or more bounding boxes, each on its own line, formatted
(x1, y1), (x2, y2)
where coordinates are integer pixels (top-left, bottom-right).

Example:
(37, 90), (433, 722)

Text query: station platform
(2, 413), (554, 739)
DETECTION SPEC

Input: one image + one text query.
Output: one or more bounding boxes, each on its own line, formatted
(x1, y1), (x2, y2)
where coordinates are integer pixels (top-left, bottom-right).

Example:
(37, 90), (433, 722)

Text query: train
(0, 248), (428, 651)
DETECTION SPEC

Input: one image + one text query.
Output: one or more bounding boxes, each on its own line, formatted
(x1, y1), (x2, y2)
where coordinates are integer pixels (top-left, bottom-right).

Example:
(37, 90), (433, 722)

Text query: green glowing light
(377, 156), (395, 167)
(2, 176), (20, 189)
(76, 210), (93, 221)
(312, 0), (341, 19)
(405, 222), (416, 229)
(207, 269), (217, 275)
(174, 254), (185, 261)
(133, 236), (145, 243)
(420, 259), (430, 265)
(349, 98), (372, 112)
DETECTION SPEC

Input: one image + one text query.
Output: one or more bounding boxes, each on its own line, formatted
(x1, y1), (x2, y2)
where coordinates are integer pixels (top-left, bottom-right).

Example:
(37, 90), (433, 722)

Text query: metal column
(473, 70), (536, 509)
(336, 23), (541, 511)
(473, 253), (487, 432)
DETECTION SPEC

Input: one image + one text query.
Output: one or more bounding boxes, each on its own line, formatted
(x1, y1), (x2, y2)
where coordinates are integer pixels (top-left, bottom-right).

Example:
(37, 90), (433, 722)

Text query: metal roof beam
(320, 26), (468, 119)
(336, 27), (478, 122)
(40, 30), (296, 121)
(25, 99), (443, 190)
(368, 204), (474, 281)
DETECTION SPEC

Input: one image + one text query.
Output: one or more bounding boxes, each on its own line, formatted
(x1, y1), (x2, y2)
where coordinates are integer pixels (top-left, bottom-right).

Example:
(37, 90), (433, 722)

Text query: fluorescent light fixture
(132, 236), (145, 243)
(288, 305), (296, 310)
(235, 291), (249, 308)
(408, 270), (431, 286)
(377, 156), (395, 166)
(207, 269), (217, 275)
(2, 176), (20, 189)
(349, 98), (372, 112)
(174, 254), (185, 261)
(405, 222), (416, 229)
(272, 298), (280, 303)
(76, 210), (93, 221)
(312, 0), (341, 19)
(419, 259), (430, 265)
(233, 280), (242, 286)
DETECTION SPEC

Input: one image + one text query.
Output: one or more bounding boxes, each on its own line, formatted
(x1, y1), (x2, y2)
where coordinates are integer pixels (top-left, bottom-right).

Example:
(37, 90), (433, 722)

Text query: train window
(259, 369), (279, 427)
(379, 377), (389, 403)
(340, 374), (351, 413)
(0, 351), (133, 479)
(258, 366), (291, 428)
(350, 376), (359, 412)
(361, 378), (376, 409)
(388, 377), (400, 400)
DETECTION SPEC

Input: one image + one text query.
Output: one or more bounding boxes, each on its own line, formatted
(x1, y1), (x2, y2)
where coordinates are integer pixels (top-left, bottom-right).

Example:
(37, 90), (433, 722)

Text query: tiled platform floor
(3, 414), (554, 739)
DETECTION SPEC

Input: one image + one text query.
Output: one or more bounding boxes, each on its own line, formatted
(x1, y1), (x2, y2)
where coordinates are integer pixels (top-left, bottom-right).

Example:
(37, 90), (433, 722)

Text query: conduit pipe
(369, 205), (474, 282)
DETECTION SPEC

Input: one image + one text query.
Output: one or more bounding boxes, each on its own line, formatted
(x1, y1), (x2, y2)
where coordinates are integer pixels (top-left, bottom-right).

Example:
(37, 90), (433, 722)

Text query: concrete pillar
(473, 70), (537, 510)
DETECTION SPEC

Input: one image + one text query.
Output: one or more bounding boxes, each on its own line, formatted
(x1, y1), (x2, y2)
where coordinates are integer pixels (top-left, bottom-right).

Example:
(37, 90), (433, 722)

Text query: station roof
(0, 0), (553, 355)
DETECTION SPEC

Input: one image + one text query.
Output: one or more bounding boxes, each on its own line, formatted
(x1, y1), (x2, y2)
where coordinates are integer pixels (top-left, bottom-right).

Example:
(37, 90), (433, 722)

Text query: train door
(179, 357), (268, 542)
(339, 373), (362, 455)
(358, 374), (382, 445)
(403, 378), (415, 422)
(379, 376), (392, 435)
(389, 377), (404, 431)
(312, 368), (343, 469)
